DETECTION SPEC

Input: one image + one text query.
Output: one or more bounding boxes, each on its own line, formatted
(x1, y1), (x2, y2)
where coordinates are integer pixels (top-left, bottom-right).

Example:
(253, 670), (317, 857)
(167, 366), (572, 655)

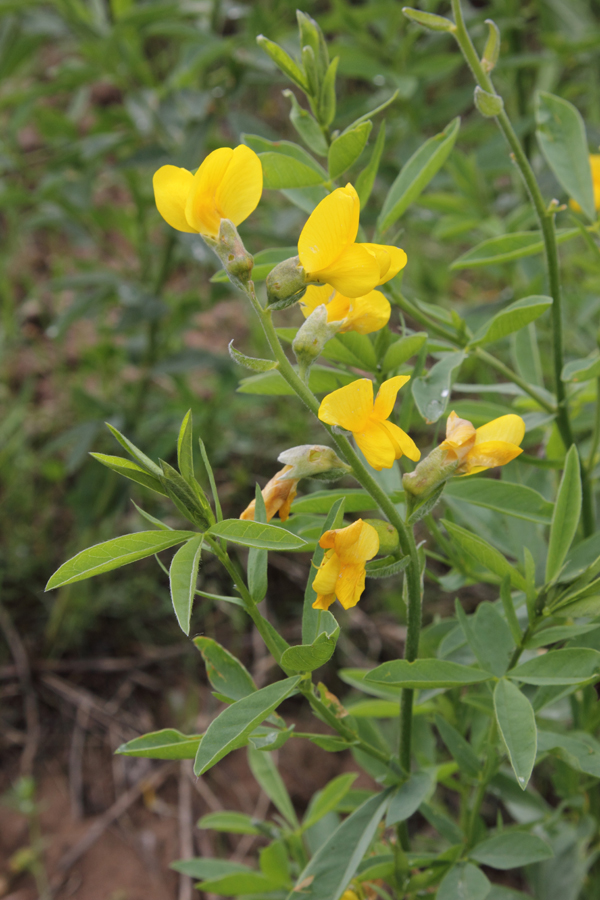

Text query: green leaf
(470, 831), (554, 869)
(435, 715), (481, 777)
(402, 8), (455, 31)
(292, 489), (377, 515)
(561, 352), (600, 383)
(248, 745), (299, 828)
(318, 56), (338, 127)
(248, 484), (268, 603)
(456, 601), (514, 677)
(160, 460), (211, 528)
(283, 89), (329, 157)
(116, 729), (201, 760)
(537, 729), (600, 777)
(445, 479), (554, 524)
(345, 698), (399, 716)
(437, 863), (491, 900)
(197, 811), (261, 835)
(525, 623), (600, 649)
(377, 117), (460, 234)
(196, 871), (282, 894)
(494, 679), (537, 789)
(510, 648), (600, 685)
(260, 152), (327, 189)
(346, 90), (399, 132)
(469, 296), (552, 347)
(546, 445), (582, 582)
(408, 483), (445, 526)
(45, 530), (195, 590)
(105, 423), (164, 477)
(412, 351), (465, 423)
(328, 120), (372, 180)
(238, 365), (355, 396)
(280, 629), (339, 673)
(89, 453), (168, 496)
(259, 841), (290, 886)
(339, 668), (403, 701)
(386, 771), (433, 826)
(381, 332), (428, 373)
(169, 534), (203, 635)
(256, 35), (308, 91)
(442, 519), (527, 590)
(208, 519), (307, 551)
(229, 341), (278, 373)
(535, 91), (595, 222)
(355, 121), (386, 208)
(250, 723), (295, 751)
(193, 636), (256, 701)
(287, 792), (390, 900)
(364, 659), (492, 689)
(451, 229), (578, 269)
(171, 858), (250, 880)
(193, 677), (300, 775)
(303, 773), (358, 831)
(177, 410), (194, 483)
(302, 497), (345, 644)
(321, 331), (378, 370)
(365, 555), (410, 578)
(131, 501), (173, 531)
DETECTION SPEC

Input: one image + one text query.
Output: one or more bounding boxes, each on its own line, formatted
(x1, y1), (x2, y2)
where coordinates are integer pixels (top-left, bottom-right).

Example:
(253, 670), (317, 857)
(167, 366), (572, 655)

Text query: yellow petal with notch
(372, 375), (411, 421)
(318, 378), (373, 432)
(316, 242), (380, 297)
(474, 414), (525, 446)
(185, 147), (233, 236)
(298, 184), (360, 274)
(215, 144), (263, 227)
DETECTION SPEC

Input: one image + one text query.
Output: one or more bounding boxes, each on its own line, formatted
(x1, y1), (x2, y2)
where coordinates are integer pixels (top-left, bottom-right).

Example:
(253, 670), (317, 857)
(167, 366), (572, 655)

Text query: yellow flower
(239, 466), (298, 523)
(300, 284), (390, 335)
(441, 410), (525, 475)
(153, 145), (262, 237)
(312, 519), (379, 610)
(340, 893), (360, 900)
(318, 376), (420, 471)
(298, 184), (407, 298)
(570, 154), (600, 213)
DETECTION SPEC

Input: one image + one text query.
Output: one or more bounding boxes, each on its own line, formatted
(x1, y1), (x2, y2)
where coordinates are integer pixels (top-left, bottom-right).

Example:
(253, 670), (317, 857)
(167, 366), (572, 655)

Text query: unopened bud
(403, 445), (459, 498)
(474, 86), (503, 118)
(277, 444), (351, 482)
(363, 518), (399, 555)
(482, 19), (501, 73)
(402, 7), (456, 32)
(266, 256), (307, 309)
(207, 219), (254, 291)
(292, 304), (338, 381)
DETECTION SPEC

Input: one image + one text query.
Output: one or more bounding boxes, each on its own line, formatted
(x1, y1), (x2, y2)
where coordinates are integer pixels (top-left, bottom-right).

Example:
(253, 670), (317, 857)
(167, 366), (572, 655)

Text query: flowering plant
(45, 5), (600, 898)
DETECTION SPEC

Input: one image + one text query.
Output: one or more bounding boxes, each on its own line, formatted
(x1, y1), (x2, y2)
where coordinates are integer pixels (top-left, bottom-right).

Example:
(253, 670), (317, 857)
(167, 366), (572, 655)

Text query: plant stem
(450, 0), (594, 534)
(244, 282), (423, 778)
(587, 377), (600, 473)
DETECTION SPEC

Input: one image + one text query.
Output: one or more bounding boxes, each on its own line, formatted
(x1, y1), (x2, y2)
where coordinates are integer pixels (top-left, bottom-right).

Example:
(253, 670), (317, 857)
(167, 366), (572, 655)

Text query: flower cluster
(153, 144), (527, 613)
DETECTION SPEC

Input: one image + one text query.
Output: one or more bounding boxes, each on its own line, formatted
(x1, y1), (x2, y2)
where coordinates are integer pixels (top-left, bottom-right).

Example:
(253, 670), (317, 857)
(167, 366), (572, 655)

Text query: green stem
(466, 719), (498, 849)
(245, 282), (422, 778)
(450, 0), (593, 536)
(474, 348), (555, 414)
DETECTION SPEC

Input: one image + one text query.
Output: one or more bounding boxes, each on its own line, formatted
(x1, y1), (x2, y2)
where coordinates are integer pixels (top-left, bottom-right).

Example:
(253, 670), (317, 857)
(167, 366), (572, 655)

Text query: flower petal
(185, 147), (234, 236)
(462, 440), (523, 474)
(153, 166), (196, 233)
(312, 551), (340, 596)
(312, 591), (337, 610)
(474, 414), (525, 447)
(361, 243), (407, 283)
(380, 420), (421, 462)
(337, 290), (390, 335)
(318, 378), (373, 432)
(334, 519), (379, 564)
(300, 283), (335, 318)
(372, 375), (410, 421)
(215, 144), (263, 227)
(298, 184), (360, 275)
(316, 242), (380, 297)
(354, 420), (396, 470)
(336, 563), (367, 609)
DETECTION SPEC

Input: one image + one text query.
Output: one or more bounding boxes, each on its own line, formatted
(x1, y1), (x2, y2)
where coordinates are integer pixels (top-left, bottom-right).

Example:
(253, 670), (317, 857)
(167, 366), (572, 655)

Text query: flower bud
(277, 444), (351, 482)
(474, 86), (504, 118)
(402, 7), (456, 32)
(363, 518), (399, 555)
(207, 219), (254, 291)
(402, 445), (459, 498)
(266, 256), (308, 309)
(292, 304), (339, 381)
